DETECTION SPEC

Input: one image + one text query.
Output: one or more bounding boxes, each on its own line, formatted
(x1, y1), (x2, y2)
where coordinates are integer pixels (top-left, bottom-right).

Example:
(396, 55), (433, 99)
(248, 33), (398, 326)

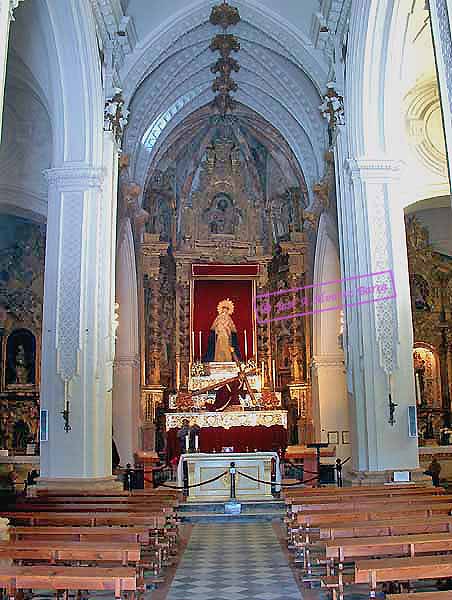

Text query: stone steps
(177, 499), (285, 522)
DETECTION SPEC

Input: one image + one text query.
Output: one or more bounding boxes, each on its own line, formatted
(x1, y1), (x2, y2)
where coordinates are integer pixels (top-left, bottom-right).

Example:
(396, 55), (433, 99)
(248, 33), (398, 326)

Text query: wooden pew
(355, 555), (452, 599)
(10, 525), (151, 544)
(386, 592), (452, 599)
(9, 502), (175, 513)
(1, 511), (169, 528)
(0, 540), (141, 565)
(319, 516), (452, 540)
(326, 532), (452, 567)
(295, 504), (452, 527)
(285, 485), (443, 498)
(289, 495), (452, 514)
(0, 565), (136, 599)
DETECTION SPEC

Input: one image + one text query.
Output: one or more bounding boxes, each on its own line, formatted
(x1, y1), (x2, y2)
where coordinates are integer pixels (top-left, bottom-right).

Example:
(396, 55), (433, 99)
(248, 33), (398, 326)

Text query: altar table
(177, 452), (281, 502)
(165, 410), (287, 460)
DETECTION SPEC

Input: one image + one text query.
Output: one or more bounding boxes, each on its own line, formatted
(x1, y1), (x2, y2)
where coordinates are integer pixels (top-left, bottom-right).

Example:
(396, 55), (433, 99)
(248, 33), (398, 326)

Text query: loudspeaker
(40, 409), (48, 442)
(408, 405), (418, 438)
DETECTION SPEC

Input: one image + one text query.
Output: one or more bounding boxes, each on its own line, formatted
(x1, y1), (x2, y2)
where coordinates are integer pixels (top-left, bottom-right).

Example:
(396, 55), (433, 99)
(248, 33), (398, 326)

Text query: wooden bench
(319, 516), (452, 540)
(0, 565), (136, 599)
(355, 555), (452, 598)
(386, 592), (452, 599)
(10, 503), (175, 513)
(326, 532), (452, 566)
(295, 504), (452, 527)
(1, 511), (169, 527)
(10, 525), (151, 544)
(285, 485), (442, 498)
(0, 540), (141, 565)
(290, 496), (452, 514)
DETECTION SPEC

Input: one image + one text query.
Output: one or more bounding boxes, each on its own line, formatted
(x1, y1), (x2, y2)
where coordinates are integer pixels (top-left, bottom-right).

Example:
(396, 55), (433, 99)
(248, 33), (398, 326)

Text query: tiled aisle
(165, 522), (303, 600)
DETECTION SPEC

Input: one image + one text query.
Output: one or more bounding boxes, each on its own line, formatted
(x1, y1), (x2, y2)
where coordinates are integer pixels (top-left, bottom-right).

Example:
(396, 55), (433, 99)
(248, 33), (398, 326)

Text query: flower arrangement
(191, 361), (206, 378)
(260, 390), (279, 410)
(175, 392), (194, 412)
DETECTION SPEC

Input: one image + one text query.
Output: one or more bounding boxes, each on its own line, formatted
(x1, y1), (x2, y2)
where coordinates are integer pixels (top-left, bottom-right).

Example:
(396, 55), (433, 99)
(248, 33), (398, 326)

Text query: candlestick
(415, 372), (421, 405)
(192, 331), (195, 360)
(272, 359), (276, 389)
(199, 331), (202, 360)
(244, 330), (248, 361)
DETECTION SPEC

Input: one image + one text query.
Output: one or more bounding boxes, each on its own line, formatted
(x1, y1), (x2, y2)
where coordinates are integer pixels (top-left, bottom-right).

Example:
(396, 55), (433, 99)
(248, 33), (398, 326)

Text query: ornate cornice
(44, 166), (104, 191)
(345, 158), (404, 183)
(311, 354), (345, 369)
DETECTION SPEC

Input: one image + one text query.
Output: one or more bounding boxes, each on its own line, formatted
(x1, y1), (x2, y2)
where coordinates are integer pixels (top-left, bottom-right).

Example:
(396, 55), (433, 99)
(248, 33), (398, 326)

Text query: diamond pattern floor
(166, 522), (302, 600)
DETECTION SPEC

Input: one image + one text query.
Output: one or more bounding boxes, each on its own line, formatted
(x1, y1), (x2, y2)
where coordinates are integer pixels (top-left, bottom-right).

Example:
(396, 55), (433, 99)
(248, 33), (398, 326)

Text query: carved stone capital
(345, 158), (404, 183)
(44, 166), (104, 191)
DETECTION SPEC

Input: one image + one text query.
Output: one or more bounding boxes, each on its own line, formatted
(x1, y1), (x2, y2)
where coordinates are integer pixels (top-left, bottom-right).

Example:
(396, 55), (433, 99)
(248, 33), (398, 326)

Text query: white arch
(311, 213), (348, 458)
(113, 218), (140, 465)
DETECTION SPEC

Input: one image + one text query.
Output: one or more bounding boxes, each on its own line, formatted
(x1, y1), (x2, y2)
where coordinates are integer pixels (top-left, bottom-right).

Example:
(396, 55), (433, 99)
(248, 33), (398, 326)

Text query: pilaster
(40, 151), (119, 481)
(335, 151), (419, 473)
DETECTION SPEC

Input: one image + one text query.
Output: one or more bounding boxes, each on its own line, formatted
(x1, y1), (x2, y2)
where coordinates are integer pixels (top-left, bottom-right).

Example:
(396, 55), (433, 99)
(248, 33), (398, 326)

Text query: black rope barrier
(144, 470), (228, 491)
(284, 458), (318, 476)
(236, 469), (317, 488)
(237, 469), (320, 487)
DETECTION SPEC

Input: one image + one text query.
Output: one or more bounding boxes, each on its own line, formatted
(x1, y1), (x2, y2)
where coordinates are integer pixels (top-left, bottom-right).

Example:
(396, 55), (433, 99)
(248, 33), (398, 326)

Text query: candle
(261, 361), (265, 386)
(199, 331), (202, 360)
(185, 434), (189, 452)
(195, 434), (199, 451)
(415, 372), (421, 405)
(176, 360), (180, 391)
(272, 359), (276, 388)
(244, 330), (248, 361)
(192, 331), (195, 360)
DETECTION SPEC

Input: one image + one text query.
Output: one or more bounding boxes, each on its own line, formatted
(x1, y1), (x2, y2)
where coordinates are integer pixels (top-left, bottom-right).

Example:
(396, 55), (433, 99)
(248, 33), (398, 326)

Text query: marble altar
(177, 451), (281, 502)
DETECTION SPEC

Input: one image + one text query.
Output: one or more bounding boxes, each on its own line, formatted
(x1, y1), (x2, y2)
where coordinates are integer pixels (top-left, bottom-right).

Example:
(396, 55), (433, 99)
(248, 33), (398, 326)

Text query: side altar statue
(166, 298), (287, 459)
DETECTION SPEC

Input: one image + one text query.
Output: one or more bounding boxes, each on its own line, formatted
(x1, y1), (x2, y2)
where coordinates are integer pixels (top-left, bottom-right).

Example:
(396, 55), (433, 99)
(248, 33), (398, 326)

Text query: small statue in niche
(206, 193), (235, 235)
(14, 345), (29, 384)
(412, 276), (430, 311)
(12, 420), (31, 451)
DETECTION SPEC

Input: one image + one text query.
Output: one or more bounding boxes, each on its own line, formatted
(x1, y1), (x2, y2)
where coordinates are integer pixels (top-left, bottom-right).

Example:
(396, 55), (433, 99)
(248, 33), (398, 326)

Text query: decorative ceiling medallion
(209, 1), (241, 117)
(209, 1), (240, 29)
(405, 78), (447, 177)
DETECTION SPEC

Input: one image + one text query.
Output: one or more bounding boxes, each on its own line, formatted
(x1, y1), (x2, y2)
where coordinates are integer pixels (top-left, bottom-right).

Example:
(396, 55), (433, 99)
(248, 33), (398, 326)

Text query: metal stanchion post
(183, 459), (189, 498)
(229, 461), (236, 500)
(271, 457), (276, 496)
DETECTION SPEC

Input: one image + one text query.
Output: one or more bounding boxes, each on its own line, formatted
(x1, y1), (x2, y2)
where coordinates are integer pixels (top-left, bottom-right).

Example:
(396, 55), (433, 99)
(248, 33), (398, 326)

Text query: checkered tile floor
(166, 522), (302, 600)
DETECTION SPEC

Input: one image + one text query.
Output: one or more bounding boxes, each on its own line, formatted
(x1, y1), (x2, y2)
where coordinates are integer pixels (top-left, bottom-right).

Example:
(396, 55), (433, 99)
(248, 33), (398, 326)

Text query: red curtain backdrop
(193, 279), (254, 360)
(167, 426), (287, 460)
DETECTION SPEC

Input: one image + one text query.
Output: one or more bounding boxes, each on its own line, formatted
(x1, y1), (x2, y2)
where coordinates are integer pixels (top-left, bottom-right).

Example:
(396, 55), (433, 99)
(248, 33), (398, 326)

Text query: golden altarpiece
(136, 133), (316, 455)
(406, 216), (452, 442)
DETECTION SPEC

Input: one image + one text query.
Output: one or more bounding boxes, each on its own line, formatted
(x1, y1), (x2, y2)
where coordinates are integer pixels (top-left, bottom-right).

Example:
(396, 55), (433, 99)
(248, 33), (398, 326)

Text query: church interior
(0, 0), (452, 598)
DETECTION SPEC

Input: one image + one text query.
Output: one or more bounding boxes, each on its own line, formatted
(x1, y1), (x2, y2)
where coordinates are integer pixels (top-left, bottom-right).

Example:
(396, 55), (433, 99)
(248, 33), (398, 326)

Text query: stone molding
(311, 354), (345, 369)
(345, 158), (404, 182)
(44, 166), (104, 191)
(114, 355), (140, 369)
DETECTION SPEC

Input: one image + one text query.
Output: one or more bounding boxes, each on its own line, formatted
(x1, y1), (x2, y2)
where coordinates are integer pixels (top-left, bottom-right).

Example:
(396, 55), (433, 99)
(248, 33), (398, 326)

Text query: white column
(430, 0), (452, 203)
(40, 136), (119, 486)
